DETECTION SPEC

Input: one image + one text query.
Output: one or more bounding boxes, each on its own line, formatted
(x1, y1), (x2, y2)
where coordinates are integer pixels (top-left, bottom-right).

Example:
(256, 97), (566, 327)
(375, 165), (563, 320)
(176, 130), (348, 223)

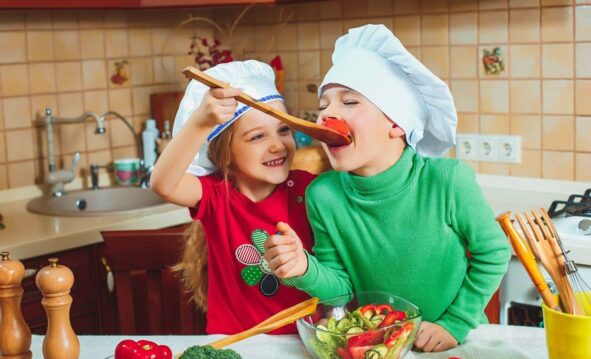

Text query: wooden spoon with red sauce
(183, 66), (352, 147)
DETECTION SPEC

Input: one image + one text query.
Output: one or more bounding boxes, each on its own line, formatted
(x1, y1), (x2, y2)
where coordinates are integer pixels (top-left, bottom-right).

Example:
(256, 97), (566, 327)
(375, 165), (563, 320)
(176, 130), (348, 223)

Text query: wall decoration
(482, 47), (504, 76)
(189, 36), (233, 71)
(270, 55), (284, 93)
(110, 60), (128, 85)
(160, 4), (293, 76)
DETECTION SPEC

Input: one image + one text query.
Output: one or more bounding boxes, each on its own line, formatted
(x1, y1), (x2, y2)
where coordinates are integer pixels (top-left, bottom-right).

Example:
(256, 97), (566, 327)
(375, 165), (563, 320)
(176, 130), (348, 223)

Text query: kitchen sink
(26, 187), (167, 216)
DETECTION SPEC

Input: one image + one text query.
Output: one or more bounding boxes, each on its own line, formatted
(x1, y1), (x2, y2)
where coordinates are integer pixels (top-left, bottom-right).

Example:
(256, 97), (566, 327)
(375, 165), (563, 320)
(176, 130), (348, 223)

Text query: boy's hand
(189, 88), (242, 129)
(414, 322), (458, 352)
(264, 222), (308, 278)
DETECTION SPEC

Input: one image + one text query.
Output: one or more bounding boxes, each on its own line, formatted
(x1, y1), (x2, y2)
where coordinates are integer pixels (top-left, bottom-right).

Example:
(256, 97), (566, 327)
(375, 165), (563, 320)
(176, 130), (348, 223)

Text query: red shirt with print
(190, 170), (316, 335)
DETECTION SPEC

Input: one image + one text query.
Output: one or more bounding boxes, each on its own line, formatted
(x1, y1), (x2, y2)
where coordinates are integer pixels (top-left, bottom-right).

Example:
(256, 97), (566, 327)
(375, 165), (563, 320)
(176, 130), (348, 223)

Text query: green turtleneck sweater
(293, 147), (511, 343)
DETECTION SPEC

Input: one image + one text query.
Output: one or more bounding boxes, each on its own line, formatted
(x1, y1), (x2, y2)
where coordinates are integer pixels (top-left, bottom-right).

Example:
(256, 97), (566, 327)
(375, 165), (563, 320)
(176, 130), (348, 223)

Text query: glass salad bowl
(297, 291), (421, 359)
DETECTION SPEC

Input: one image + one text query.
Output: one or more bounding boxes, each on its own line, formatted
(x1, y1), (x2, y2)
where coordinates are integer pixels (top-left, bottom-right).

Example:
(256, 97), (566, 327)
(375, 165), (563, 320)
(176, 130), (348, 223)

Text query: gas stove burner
(579, 219), (591, 235)
(548, 190), (591, 218)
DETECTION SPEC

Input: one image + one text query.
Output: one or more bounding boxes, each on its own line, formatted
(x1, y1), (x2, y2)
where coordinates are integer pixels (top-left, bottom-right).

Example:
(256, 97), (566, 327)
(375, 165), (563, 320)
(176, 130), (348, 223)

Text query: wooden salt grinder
(35, 258), (79, 359)
(0, 252), (31, 359)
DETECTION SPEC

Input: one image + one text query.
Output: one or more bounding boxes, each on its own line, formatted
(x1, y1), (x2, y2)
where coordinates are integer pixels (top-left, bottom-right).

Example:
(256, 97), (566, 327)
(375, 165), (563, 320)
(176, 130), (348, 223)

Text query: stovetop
(549, 188), (591, 219)
(548, 189), (591, 240)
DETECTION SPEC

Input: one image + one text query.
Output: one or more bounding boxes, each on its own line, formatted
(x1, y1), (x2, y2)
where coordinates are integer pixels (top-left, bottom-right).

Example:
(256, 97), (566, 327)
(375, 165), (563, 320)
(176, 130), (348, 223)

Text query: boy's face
(318, 85), (403, 176)
(230, 100), (295, 192)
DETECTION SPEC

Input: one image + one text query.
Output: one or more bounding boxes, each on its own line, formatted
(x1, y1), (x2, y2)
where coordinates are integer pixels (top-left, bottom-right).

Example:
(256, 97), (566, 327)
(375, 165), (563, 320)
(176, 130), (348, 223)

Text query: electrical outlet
(478, 136), (498, 162)
(497, 135), (522, 164)
(455, 134), (522, 163)
(456, 134), (479, 161)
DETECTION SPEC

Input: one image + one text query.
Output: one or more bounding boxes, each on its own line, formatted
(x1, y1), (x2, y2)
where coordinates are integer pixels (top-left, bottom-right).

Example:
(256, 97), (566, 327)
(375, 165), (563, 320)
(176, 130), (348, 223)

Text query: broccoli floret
(179, 345), (242, 359)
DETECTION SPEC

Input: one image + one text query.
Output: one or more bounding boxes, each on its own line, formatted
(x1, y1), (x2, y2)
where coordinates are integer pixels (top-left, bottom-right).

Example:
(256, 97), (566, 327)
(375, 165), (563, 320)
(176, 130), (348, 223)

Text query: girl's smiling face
(318, 84), (405, 176)
(230, 100), (296, 201)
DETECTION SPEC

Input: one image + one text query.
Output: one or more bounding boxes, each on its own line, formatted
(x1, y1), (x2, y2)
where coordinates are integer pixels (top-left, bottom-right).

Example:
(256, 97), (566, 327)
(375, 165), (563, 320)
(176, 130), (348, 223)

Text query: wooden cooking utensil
(496, 212), (561, 311)
(182, 66), (352, 147)
(174, 297), (319, 358)
(208, 297), (318, 349)
(527, 209), (581, 315)
(516, 212), (578, 314)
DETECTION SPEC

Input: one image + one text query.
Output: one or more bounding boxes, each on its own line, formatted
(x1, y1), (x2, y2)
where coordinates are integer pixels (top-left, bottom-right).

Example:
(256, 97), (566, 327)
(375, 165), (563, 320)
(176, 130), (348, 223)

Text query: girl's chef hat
(173, 60), (283, 176)
(320, 24), (457, 157)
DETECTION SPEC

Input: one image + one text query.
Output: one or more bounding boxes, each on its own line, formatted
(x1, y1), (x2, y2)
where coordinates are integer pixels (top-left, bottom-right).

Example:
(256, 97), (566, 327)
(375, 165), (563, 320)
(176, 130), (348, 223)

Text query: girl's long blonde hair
(172, 126), (235, 311)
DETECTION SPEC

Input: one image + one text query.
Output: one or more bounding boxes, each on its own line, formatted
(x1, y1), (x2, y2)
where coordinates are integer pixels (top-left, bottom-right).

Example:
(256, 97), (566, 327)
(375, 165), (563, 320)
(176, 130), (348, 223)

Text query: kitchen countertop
(0, 172), (589, 262)
(29, 324), (548, 359)
(0, 174), (191, 260)
(477, 174), (591, 266)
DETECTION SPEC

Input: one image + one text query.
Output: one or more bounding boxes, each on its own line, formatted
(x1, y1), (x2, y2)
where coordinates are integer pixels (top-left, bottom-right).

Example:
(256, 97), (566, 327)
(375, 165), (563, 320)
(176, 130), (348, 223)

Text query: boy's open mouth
(263, 157), (286, 167)
(326, 133), (353, 152)
(327, 142), (351, 152)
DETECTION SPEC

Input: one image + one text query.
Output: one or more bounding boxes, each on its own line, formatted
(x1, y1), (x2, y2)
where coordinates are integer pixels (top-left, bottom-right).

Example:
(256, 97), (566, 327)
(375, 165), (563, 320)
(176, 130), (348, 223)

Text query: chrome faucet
(39, 107), (106, 197)
(39, 107), (152, 194)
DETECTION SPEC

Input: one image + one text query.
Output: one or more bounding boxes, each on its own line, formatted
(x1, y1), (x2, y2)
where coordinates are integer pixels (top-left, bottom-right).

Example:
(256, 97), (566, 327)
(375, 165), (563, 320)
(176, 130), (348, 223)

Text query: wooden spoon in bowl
(182, 66), (352, 147)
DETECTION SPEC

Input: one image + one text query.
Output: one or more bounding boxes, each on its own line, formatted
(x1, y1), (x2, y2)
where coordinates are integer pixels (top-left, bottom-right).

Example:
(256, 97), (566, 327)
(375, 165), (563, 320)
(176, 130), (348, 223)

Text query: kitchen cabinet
(20, 223), (191, 335)
(485, 290), (500, 324)
(21, 245), (101, 335)
(96, 223), (203, 335)
(0, 0), (302, 9)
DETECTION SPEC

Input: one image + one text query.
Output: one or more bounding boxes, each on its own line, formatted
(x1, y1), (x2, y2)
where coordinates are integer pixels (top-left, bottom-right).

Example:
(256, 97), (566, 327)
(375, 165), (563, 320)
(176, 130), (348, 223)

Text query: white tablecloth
(30, 324), (547, 359)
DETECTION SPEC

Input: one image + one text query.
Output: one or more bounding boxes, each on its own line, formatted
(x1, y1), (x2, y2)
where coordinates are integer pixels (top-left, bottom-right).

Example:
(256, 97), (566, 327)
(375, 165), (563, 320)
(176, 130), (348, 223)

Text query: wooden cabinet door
(95, 224), (187, 335)
(21, 245), (101, 334)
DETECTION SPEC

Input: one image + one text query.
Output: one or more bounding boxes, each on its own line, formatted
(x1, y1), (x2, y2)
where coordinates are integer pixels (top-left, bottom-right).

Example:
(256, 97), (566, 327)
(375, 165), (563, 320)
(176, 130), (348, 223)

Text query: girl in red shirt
(151, 61), (318, 334)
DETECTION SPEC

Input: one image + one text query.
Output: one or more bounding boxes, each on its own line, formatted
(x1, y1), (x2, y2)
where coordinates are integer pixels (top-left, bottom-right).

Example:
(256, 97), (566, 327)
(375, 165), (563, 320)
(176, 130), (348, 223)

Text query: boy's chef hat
(173, 60), (283, 176)
(320, 24), (457, 157)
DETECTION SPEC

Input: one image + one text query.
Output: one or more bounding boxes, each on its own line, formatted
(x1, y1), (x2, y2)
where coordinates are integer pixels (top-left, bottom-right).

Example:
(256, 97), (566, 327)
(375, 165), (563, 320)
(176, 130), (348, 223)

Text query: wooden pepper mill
(35, 258), (79, 359)
(0, 252), (31, 359)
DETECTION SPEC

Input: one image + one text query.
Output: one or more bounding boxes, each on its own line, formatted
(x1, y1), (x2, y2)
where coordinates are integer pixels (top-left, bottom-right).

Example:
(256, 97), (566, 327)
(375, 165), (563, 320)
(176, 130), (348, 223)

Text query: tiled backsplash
(0, 0), (589, 190)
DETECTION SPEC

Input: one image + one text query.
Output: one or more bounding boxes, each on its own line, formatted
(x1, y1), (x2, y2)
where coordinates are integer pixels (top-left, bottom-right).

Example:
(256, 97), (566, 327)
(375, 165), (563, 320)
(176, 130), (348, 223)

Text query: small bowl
(297, 291), (421, 359)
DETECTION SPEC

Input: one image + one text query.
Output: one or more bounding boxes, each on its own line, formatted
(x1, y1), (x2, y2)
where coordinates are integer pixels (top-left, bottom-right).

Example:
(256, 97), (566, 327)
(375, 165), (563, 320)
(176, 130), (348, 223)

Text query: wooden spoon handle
(182, 66), (351, 146)
(207, 297), (318, 349)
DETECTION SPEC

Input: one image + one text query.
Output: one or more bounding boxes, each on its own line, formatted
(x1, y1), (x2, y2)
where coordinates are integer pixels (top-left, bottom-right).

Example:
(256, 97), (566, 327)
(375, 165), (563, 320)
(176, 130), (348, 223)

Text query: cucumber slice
(371, 344), (388, 357)
(353, 311), (377, 329)
(364, 350), (381, 359)
(315, 324), (333, 343)
(327, 317), (337, 332)
(346, 326), (364, 334)
(336, 318), (352, 332)
(371, 315), (385, 326)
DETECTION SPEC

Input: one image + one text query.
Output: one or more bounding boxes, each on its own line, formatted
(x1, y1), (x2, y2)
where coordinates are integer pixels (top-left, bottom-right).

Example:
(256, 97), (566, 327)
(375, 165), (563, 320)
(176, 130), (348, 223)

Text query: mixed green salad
(308, 303), (416, 359)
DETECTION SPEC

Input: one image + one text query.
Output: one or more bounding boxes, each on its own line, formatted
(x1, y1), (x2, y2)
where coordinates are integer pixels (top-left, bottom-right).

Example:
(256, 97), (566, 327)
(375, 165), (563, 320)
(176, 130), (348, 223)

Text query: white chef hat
(319, 24), (457, 157)
(173, 60), (283, 176)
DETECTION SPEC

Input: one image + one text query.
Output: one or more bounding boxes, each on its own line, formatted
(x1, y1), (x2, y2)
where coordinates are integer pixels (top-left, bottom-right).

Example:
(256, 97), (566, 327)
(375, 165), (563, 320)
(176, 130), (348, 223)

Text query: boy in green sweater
(264, 24), (511, 352)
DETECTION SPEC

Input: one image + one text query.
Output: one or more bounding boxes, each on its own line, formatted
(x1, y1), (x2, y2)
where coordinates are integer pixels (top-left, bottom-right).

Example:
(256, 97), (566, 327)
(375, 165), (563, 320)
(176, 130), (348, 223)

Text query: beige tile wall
(0, 8), (212, 189)
(0, 0), (590, 190)
(211, 0), (591, 182)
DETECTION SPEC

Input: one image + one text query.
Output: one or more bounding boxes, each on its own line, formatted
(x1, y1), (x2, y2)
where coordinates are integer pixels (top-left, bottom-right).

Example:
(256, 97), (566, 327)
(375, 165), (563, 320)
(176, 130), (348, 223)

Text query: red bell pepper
(384, 322), (414, 348)
(346, 330), (384, 349)
(375, 304), (393, 315)
(378, 310), (407, 327)
(336, 347), (353, 359)
(323, 118), (351, 137)
(115, 339), (173, 359)
(359, 304), (378, 318)
(348, 345), (374, 359)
